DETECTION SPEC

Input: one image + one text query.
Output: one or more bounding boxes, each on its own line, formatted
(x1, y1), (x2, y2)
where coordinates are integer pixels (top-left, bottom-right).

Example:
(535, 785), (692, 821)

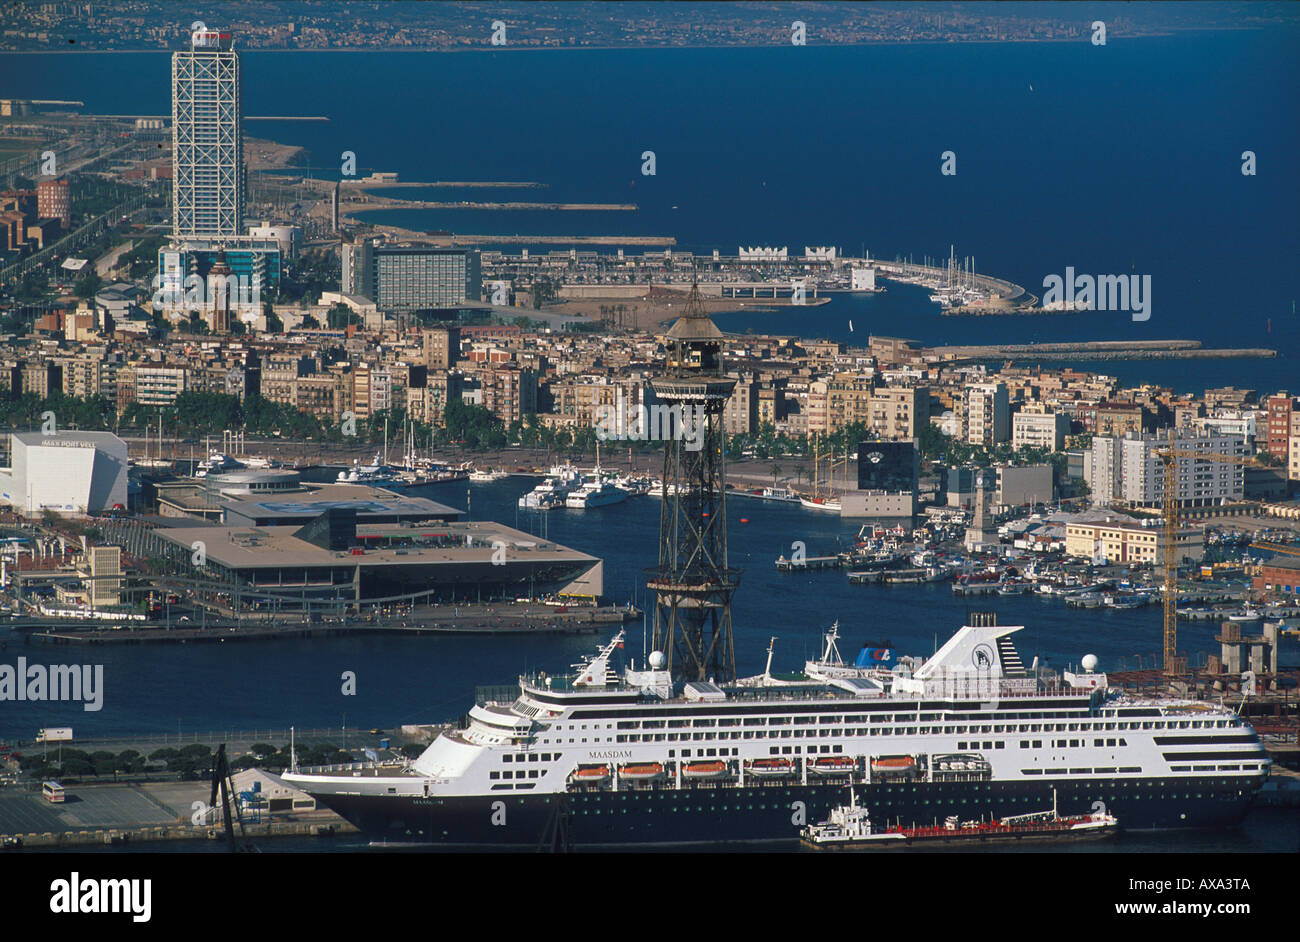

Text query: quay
(932, 339), (1278, 363)
(23, 602), (635, 645)
(0, 779), (357, 850)
(776, 554), (845, 572)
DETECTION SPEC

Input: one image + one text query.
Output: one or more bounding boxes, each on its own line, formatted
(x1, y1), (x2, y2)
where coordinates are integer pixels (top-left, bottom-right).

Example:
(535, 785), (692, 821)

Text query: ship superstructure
(284, 620), (1269, 848)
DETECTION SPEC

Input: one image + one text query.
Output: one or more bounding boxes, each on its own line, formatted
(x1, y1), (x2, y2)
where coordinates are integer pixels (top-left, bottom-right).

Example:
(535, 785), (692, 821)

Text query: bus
(42, 781), (66, 803)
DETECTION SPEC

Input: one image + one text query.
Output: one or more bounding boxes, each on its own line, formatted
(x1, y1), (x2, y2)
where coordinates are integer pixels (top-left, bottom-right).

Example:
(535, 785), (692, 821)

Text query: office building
(841, 440), (918, 518)
(342, 240), (481, 313)
(172, 26), (244, 237)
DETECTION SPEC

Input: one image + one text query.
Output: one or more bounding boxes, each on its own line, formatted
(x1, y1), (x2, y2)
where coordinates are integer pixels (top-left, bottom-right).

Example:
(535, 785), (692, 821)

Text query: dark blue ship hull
(315, 775), (1262, 849)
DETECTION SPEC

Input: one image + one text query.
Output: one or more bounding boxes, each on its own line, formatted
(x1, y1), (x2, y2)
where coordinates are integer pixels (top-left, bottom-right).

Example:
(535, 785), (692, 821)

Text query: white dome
(1081, 654), (1099, 672)
(649, 651), (667, 670)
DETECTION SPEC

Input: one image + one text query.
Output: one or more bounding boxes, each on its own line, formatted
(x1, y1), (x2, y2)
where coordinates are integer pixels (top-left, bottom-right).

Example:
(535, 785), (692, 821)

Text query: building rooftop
(155, 518), (596, 572)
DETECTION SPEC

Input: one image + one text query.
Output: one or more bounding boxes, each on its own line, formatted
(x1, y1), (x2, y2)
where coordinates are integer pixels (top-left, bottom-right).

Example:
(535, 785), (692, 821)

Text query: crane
(1155, 446), (1258, 676)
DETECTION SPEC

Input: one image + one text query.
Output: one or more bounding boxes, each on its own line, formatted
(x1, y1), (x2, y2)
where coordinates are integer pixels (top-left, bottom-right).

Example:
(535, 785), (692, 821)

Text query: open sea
(1, 33), (1298, 850)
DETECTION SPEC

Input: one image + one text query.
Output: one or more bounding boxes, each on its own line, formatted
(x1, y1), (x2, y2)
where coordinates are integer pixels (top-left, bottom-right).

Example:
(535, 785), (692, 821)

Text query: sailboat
(800, 434), (842, 513)
(135, 413), (174, 470)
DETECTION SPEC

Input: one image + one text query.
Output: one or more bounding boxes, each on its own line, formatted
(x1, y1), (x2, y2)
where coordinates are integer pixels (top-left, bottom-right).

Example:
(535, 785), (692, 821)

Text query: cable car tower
(645, 277), (740, 682)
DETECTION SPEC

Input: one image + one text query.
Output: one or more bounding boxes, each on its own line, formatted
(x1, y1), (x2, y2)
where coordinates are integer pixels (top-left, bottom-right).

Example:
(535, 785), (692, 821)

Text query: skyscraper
(171, 26), (244, 237)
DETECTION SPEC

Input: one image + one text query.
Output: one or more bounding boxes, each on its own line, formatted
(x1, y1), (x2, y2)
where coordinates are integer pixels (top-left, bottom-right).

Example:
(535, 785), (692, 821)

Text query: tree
(326, 303), (359, 330)
(74, 271), (104, 299)
(263, 300), (283, 333)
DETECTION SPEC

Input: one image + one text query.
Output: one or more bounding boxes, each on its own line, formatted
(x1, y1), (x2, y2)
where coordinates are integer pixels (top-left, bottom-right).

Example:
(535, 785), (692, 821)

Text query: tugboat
(802, 787), (1119, 849)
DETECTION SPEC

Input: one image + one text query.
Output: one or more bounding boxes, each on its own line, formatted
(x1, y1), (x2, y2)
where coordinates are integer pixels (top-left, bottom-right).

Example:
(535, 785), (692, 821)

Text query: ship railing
(294, 760), (403, 774)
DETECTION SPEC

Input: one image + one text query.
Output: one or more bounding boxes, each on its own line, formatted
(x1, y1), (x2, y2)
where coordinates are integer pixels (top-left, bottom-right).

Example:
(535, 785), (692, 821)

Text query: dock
(776, 554), (846, 572)
(22, 603), (637, 645)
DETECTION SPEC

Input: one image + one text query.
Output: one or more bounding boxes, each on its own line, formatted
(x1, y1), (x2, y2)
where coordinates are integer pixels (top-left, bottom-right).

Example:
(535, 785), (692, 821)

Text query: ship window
(682, 749), (691, 757)
(782, 747), (792, 755)
(1033, 740), (1042, 748)
(668, 750), (675, 758)
(1020, 740), (1029, 748)
(770, 747), (779, 755)
(1119, 739), (1127, 746)
(490, 771), (499, 780)
(995, 742), (1004, 749)
(503, 755), (512, 762)
(1095, 739), (1104, 747)
(958, 742), (967, 750)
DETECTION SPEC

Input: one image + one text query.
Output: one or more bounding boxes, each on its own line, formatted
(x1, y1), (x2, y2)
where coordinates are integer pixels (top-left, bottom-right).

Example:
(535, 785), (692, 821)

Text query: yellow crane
(1156, 447), (1259, 676)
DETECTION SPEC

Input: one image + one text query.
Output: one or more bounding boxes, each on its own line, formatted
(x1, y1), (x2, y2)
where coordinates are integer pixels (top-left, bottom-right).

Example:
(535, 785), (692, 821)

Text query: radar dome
(1081, 654), (1099, 672)
(649, 651), (667, 670)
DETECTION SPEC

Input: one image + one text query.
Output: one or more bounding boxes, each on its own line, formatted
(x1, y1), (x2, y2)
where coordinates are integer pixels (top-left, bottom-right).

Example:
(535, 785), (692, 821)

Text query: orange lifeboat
(682, 760), (730, 780)
(570, 764), (610, 783)
(747, 758), (795, 778)
(811, 756), (858, 775)
(618, 762), (666, 782)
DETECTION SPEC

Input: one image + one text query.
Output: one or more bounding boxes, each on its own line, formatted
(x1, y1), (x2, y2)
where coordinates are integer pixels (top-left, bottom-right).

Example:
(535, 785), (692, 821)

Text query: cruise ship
(283, 619), (1269, 849)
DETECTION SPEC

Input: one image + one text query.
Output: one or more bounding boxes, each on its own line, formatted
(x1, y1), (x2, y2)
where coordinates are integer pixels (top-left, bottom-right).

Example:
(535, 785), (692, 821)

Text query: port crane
(1156, 447), (1258, 675)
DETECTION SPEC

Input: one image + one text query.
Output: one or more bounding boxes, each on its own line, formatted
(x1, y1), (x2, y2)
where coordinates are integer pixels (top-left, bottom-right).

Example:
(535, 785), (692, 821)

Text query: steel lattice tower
(172, 27), (244, 238)
(645, 280), (740, 682)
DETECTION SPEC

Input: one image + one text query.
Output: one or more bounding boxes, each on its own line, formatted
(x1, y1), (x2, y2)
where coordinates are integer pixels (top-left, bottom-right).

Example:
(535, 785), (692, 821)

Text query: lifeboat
(570, 764), (610, 783)
(810, 756), (857, 775)
(618, 762), (666, 782)
(682, 760), (730, 780)
(871, 756), (917, 773)
(747, 758), (795, 778)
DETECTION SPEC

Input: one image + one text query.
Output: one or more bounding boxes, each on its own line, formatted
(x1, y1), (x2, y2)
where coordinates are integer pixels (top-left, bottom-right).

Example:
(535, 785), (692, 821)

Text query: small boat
(469, 468), (509, 482)
(618, 762), (666, 782)
(746, 758), (795, 778)
(870, 756), (917, 778)
(810, 756), (857, 775)
(682, 760), (730, 780)
(802, 787), (1119, 850)
(570, 764), (610, 783)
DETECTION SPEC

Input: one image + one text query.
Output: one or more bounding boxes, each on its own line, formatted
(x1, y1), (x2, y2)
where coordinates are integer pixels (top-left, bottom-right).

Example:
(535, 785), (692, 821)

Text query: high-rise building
(964, 381), (1009, 446)
(172, 26), (244, 237)
(343, 240), (481, 312)
(37, 178), (70, 228)
(1089, 430), (1246, 508)
(1265, 392), (1297, 461)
